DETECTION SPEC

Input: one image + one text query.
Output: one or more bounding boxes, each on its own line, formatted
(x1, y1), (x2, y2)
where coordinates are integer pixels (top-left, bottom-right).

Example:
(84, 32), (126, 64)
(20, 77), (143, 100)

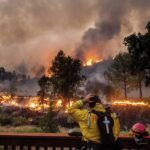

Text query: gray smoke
(0, 0), (97, 75)
(0, 0), (97, 45)
(0, 0), (150, 75)
(76, 0), (150, 60)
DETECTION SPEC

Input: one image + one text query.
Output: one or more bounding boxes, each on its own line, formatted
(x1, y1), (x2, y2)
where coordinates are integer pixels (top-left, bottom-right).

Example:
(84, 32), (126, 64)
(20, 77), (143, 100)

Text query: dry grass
(0, 125), (70, 133)
(0, 125), (42, 133)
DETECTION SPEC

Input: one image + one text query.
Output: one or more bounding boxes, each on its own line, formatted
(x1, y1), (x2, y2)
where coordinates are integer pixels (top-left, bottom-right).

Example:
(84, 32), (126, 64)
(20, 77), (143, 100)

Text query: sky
(0, 0), (150, 76)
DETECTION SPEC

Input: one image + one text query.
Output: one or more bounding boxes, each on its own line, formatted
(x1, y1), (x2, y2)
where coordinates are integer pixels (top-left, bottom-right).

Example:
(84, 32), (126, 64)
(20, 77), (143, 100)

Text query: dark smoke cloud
(0, 0), (150, 75)
(0, 0), (96, 45)
(0, 0), (97, 75)
(76, 0), (150, 60)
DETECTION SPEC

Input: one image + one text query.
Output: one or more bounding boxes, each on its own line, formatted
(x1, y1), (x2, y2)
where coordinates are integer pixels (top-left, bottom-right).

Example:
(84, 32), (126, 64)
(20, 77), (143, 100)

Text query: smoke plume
(0, 0), (150, 75)
(76, 0), (150, 61)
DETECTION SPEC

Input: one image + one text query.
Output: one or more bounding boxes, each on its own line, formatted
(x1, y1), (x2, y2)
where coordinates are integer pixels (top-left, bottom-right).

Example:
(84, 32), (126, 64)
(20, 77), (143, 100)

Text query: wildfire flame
(83, 58), (103, 66)
(112, 100), (150, 107)
(66, 101), (73, 108)
(0, 93), (73, 111)
(56, 99), (63, 107)
(0, 93), (49, 111)
(28, 102), (37, 109)
(0, 93), (149, 111)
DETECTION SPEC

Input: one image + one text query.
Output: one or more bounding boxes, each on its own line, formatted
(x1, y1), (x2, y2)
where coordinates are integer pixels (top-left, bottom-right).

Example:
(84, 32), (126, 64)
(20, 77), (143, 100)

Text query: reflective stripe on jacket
(67, 100), (120, 143)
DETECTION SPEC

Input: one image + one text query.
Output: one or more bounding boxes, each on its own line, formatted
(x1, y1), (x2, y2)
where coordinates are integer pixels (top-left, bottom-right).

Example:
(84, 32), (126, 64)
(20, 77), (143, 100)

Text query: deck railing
(0, 133), (149, 150)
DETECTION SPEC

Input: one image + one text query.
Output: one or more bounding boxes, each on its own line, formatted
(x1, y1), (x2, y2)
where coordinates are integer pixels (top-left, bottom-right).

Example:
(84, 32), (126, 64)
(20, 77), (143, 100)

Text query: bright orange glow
(0, 93), (49, 111)
(56, 99), (63, 107)
(29, 102), (37, 108)
(1, 93), (149, 111)
(112, 100), (149, 107)
(83, 58), (103, 66)
(85, 59), (93, 66)
(25, 98), (49, 110)
(10, 100), (20, 107)
(0, 93), (74, 111)
(70, 101), (73, 106)
(45, 70), (52, 77)
(82, 49), (103, 66)
(66, 101), (74, 108)
(1, 95), (11, 100)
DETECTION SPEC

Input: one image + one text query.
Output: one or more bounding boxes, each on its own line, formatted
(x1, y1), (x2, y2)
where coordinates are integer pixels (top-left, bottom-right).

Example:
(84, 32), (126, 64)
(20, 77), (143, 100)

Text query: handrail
(0, 133), (149, 150)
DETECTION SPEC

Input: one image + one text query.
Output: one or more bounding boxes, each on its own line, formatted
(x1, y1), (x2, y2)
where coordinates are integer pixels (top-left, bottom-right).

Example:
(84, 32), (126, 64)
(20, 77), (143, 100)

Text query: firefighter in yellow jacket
(67, 95), (120, 150)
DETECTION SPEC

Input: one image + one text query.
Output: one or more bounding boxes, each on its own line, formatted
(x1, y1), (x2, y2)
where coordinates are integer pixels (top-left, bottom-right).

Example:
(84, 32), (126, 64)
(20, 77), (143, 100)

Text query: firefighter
(130, 123), (149, 145)
(67, 95), (120, 150)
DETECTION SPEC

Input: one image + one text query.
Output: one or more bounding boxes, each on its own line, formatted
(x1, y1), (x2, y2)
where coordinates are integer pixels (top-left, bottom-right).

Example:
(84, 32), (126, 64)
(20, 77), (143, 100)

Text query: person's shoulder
(111, 112), (119, 119)
(94, 103), (105, 112)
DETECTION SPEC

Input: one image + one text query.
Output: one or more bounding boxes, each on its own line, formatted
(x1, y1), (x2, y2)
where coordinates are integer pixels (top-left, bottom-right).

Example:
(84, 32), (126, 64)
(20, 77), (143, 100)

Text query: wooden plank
(20, 145), (23, 150)
(4, 145), (8, 150)
(28, 146), (32, 150)
(12, 145), (15, 150)
(36, 146), (40, 150)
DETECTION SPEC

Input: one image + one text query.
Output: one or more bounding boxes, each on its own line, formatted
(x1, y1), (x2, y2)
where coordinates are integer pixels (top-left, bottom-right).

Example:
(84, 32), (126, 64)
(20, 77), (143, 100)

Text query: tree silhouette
(143, 22), (150, 86)
(49, 50), (84, 105)
(104, 52), (136, 99)
(37, 75), (53, 111)
(124, 21), (150, 88)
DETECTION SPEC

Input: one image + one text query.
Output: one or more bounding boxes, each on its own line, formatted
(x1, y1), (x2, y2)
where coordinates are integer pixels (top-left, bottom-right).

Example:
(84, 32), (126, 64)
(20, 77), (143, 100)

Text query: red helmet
(131, 123), (146, 134)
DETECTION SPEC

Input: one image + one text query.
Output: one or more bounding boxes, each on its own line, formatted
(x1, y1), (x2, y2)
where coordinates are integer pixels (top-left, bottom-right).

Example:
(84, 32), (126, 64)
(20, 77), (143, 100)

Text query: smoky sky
(76, 0), (150, 60)
(0, 0), (150, 75)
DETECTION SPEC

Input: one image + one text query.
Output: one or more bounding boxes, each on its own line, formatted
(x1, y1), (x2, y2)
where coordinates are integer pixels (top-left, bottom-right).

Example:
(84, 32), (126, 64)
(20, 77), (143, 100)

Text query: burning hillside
(0, 93), (149, 111)
(112, 100), (150, 107)
(0, 93), (49, 111)
(0, 94), (149, 129)
(0, 93), (75, 112)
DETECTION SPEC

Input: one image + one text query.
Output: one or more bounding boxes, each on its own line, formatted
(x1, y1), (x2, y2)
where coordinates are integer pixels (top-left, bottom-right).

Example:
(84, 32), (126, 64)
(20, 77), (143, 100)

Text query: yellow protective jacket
(67, 100), (120, 143)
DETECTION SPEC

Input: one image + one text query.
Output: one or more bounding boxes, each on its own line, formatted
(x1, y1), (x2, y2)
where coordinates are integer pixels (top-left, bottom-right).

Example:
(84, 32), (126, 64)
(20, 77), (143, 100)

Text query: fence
(0, 133), (149, 150)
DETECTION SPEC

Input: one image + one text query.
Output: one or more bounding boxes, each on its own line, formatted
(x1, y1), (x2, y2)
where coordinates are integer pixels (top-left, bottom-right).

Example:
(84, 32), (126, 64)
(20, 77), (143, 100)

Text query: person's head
(131, 123), (148, 137)
(104, 104), (112, 113)
(87, 95), (100, 108)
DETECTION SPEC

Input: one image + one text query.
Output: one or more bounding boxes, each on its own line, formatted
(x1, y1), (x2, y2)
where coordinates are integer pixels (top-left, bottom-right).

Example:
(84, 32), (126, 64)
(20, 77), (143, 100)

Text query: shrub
(0, 114), (12, 126)
(12, 116), (27, 126)
(39, 104), (59, 133)
(15, 125), (42, 133)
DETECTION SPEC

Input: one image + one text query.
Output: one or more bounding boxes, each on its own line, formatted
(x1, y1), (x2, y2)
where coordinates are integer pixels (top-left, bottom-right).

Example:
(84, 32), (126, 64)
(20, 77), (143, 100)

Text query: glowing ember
(25, 98), (49, 111)
(85, 59), (93, 66)
(10, 100), (20, 107)
(66, 101), (73, 108)
(56, 99), (62, 107)
(29, 102), (37, 108)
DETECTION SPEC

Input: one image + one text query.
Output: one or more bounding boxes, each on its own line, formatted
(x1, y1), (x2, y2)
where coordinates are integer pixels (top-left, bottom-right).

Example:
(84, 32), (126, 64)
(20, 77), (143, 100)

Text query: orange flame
(56, 99), (63, 107)
(82, 49), (103, 66)
(83, 58), (103, 66)
(1, 93), (149, 111)
(112, 100), (149, 107)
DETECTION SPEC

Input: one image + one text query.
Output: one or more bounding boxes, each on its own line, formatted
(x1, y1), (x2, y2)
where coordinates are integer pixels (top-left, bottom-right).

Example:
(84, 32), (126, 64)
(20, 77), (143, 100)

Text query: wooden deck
(0, 133), (149, 150)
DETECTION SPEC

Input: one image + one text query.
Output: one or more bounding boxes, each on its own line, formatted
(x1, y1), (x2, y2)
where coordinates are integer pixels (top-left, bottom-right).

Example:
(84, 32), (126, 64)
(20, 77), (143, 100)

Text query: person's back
(67, 97), (105, 144)
(67, 95), (120, 150)
(99, 105), (121, 150)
